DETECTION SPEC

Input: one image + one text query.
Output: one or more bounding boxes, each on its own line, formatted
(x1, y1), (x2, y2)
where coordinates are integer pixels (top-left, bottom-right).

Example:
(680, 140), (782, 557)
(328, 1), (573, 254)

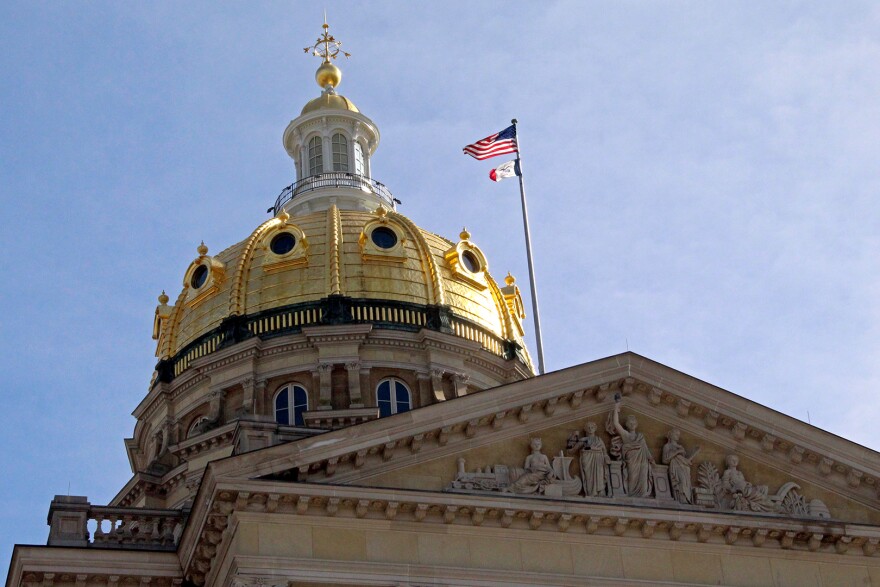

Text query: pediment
(214, 352), (880, 525)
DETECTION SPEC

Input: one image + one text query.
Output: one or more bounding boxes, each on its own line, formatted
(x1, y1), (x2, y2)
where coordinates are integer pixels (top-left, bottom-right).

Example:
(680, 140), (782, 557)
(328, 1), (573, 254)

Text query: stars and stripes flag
(462, 124), (518, 160)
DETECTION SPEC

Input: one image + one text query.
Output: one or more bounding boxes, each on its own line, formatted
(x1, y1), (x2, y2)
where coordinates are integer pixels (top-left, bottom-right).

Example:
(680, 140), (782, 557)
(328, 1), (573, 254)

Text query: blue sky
(2, 1), (879, 575)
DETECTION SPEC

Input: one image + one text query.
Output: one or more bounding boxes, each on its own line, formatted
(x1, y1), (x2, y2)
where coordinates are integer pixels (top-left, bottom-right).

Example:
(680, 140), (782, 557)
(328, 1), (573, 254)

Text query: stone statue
(720, 454), (773, 512)
(611, 401), (655, 497)
(509, 438), (556, 494)
(662, 428), (700, 504)
(567, 422), (610, 497)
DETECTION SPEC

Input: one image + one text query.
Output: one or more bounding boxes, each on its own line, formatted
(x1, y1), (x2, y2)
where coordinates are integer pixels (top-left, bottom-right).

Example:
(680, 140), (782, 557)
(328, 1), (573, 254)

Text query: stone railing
(47, 495), (186, 551)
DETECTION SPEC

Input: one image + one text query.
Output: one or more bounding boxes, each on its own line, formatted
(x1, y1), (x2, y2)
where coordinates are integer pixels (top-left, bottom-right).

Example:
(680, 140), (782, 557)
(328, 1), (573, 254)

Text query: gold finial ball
(316, 62), (342, 89)
(460, 227), (471, 241)
(158, 290), (169, 305)
(277, 210), (290, 223)
(505, 272), (516, 286)
(197, 241), (208, 256)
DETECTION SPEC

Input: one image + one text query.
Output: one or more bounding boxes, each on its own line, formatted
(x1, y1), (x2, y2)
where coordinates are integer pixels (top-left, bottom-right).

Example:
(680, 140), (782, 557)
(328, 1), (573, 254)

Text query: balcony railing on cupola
(268, 172), (398, 215)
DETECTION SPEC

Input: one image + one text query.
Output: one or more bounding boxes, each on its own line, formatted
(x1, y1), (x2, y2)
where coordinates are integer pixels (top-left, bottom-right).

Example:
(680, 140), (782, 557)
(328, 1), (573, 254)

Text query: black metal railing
(268, 172), (397, 215)
(156, 296), (523, 385)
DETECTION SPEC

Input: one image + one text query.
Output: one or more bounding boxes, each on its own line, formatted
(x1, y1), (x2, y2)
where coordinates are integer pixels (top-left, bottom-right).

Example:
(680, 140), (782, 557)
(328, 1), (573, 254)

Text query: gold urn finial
(505, 272), (516, 286)
(460, 227), (471, 241)
(304, 17), (350, 90)
(158, 290), (169, 305)
(197, 241), (208, 256)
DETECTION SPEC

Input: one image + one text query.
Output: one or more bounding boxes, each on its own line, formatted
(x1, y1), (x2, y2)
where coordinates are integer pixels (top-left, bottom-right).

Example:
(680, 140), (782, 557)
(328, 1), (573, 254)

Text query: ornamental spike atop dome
(304, 17), (350, 91)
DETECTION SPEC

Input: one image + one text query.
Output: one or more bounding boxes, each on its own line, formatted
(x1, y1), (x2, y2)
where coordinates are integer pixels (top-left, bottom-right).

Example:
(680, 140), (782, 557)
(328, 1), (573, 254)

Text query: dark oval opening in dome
(191, 265), (208, 289)
(270, 232), (296, 255)
(371, 227), (398, 249)
(461, 250), (481, 273)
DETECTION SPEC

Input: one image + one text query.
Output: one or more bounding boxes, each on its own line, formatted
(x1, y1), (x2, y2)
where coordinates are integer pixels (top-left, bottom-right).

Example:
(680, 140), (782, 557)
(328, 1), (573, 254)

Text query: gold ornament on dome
(304, 18), (350, 90)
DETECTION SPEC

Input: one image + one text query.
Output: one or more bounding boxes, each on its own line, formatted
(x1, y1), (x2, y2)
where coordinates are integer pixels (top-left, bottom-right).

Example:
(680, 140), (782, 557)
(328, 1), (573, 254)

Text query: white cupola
(279, 22), (388, 216)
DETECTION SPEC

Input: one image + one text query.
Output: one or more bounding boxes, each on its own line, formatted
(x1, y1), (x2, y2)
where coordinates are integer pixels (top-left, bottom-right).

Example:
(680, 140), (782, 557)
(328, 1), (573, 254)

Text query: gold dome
(155, 207), (530, 371)
(300, 92), (359, 115)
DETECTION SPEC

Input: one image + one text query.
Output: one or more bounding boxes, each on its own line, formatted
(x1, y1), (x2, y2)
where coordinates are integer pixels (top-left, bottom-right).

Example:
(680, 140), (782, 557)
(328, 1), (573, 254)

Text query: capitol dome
(134, 22), (534, 501)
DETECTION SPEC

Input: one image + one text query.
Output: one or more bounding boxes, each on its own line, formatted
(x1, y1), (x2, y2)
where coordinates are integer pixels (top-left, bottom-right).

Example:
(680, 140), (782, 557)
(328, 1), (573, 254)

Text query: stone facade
(10, 354), (880, 586)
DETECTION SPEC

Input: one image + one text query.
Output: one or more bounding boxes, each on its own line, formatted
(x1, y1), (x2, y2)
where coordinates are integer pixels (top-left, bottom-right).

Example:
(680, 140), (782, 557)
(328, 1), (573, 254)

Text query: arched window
(275, 384), (309, 426)
(308, 136), (323, 176)
(376, 378), (411, 417)
(332, 133), (349, 172)
(353, 141), (365, 175)
(187, 416), (209, 439)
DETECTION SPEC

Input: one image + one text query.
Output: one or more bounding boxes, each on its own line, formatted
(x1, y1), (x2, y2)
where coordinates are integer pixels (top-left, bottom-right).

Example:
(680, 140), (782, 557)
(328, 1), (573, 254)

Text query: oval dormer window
(191, 265), (208, 289)
(461, 250), (481, 273)
(371, 226), (398, 249)
(270, 232), (296, 255)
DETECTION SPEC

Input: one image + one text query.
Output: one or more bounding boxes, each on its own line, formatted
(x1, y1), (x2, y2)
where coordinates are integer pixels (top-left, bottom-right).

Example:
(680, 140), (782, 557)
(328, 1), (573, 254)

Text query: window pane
(276, 408), (290, 426)
(377, 380), (391, 402)
(275, 388), (289, 425)
(293, 386), (308, 409)
(395, 382), (411, 413)
(293, 386), (308, 426)
(395, 382), (410, 404)
(309, 136), (323, 175)
(332, 133), (348, 171)
(377, 380), (392, 417)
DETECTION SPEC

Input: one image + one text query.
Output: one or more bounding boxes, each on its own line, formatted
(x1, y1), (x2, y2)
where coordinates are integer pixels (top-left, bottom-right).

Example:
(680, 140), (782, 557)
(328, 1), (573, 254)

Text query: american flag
(462, 124), (518, 160)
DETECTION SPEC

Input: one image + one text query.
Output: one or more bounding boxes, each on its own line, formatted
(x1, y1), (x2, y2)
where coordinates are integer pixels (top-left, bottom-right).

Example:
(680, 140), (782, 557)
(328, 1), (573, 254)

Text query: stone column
(241, 377), (255, 416)
(359, 366), (372, 407)
(346, 362), (363, 408)
(453, 373), (470, 397)
(316, 363), (333, 410)
(430, 368), (446, 402)
(417, 372), (433, 407)
(207, 389), (225, 423)
(253, 378), (267, 417)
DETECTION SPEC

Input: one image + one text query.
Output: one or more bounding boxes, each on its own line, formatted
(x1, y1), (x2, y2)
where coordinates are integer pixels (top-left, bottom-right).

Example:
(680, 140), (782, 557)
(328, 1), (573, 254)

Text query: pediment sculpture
(447, 399), (831, 519)
(454, 437), (581, 498)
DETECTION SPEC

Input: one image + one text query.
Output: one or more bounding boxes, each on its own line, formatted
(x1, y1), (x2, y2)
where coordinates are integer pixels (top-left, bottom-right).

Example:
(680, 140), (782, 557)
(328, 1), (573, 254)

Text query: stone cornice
(8, 546), (183, 587)
(180, 478), (880, 585)
(172, 422), (237, 462)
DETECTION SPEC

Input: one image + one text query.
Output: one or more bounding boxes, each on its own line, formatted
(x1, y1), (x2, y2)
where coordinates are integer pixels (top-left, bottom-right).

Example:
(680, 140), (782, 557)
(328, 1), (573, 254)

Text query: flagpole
(511, 118), (546, 375)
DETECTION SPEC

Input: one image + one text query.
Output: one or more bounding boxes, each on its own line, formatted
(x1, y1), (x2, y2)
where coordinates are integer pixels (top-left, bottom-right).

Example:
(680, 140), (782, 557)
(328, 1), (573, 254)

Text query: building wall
(217, 512), (880, 586)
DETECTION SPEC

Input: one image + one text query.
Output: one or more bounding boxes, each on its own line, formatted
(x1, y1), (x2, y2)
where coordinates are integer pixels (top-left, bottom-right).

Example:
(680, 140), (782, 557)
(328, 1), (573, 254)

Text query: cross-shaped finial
(303, 17), (351, 64)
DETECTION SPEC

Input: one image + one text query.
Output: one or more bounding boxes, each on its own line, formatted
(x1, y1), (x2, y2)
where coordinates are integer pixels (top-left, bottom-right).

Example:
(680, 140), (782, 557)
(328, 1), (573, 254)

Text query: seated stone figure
(721, 454), (773, 512)
(510, 438), (556, 494)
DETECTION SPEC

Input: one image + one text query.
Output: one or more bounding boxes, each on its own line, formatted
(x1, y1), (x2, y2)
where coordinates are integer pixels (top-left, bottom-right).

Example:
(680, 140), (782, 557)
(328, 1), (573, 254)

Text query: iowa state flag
(489, 159), (521, 182)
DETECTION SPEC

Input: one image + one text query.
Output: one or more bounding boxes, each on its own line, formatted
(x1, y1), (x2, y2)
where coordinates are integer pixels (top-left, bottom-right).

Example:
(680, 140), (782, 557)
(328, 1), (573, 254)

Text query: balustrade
(48, 496), (185, 550)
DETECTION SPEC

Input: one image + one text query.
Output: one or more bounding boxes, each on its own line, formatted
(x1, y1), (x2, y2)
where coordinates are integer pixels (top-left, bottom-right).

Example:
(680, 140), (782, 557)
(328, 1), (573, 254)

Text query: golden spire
(304, 17), (350, 90)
